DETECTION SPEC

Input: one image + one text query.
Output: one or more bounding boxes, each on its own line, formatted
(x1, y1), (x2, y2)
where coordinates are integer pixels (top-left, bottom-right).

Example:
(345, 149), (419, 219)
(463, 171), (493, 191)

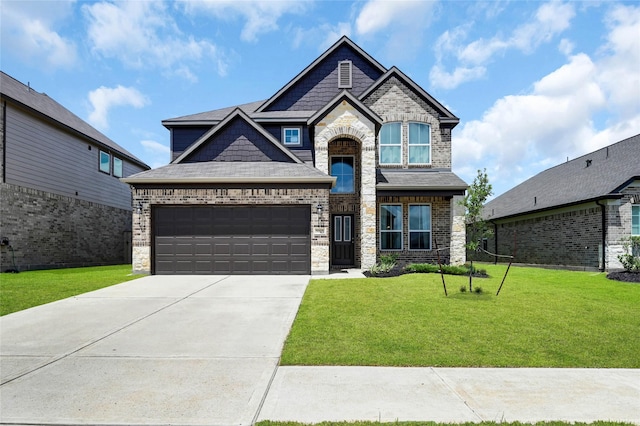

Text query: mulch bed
(607, 271), (640, 283)
(364, 267), (489, 279)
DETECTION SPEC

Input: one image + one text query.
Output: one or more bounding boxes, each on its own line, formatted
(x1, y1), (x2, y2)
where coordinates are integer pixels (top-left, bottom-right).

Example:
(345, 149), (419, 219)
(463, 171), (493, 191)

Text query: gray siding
(4, 104), (144, 210)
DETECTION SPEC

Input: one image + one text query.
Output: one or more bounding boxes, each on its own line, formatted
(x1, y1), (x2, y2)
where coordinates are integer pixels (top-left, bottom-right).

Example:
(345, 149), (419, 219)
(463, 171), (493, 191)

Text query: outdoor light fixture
(136, 202), (143, 215)
(316, 204), (323, 225)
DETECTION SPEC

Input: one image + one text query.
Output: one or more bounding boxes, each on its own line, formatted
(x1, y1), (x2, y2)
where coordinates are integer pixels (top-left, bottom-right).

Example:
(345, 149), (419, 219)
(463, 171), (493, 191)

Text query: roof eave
(122, 176), (336, 186)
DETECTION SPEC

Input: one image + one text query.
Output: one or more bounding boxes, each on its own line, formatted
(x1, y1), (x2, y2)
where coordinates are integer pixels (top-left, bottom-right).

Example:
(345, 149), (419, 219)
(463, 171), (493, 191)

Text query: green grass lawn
(281, 264), (640, 368)
(0, 265), (143, 316)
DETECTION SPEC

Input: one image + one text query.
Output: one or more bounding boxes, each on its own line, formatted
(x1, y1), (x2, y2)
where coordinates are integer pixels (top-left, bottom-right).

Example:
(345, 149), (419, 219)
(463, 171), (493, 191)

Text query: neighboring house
(477, 134), (640, 271)
(0, 72), (150, 271)
(123, 37), (467, 275)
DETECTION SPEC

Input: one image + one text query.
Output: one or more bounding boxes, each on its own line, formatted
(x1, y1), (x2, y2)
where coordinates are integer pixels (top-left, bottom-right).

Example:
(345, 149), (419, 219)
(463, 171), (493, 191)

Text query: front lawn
(0, 265), (142, 316)
(281, 265), (640, 368)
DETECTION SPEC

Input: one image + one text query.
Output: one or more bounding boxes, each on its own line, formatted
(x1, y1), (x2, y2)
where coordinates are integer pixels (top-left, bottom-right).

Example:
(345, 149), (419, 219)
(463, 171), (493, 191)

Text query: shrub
(369, 253), (398, 274)
(474, 286), (483, 294)
(405, 263), (487, 276)
(459, 285), (467, 293)
(618, 236), (640, 272)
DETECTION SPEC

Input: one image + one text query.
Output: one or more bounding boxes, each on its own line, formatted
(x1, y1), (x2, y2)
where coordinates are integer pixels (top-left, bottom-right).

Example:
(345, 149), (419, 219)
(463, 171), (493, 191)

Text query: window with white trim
(379, 122), (401, 165)
(99, 150), (110, 174)
(330, 156), (354, 194)
(113, 157), (123, 178)
(632, 205), (639, 236)
(408, 122), (431, 164)
(380, 204), (402, 250)
(282, 127), (301, 146)
(409, 204), (431, 250)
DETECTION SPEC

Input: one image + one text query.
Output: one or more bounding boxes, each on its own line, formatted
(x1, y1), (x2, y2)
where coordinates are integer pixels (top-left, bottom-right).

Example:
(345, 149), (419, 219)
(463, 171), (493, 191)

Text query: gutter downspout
(595, 200), (606, 272)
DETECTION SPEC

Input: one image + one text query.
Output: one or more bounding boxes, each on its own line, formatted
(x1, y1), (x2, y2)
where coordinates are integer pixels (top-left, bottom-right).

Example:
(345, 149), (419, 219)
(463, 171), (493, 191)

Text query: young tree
(461, 168), (493, 292)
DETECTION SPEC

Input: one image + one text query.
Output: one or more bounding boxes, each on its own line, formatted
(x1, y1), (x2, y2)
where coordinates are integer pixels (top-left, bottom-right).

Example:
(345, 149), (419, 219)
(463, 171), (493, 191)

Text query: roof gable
(0, 72), (148, 169)
(360, 67), (459, 124)
(174, 108), (301, 164)
(484, 133), (640, 220)
(257, 36), (387, 113)
(308, 90), (383, 128)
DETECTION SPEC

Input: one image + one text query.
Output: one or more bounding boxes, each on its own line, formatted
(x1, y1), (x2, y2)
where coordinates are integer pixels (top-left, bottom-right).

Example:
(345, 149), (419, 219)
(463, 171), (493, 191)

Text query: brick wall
(131, 185), (330, 274)
(0, 183), (132, 271)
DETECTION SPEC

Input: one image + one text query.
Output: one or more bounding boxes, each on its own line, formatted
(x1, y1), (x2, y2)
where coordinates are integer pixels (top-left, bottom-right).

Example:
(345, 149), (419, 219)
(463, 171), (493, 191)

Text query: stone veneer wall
(377, 196), (452, 265)
(0, 183), (131, 271)
(131, 186), (330, 274)
(313, 102), (377, 269)
(605, 189), (640, 270)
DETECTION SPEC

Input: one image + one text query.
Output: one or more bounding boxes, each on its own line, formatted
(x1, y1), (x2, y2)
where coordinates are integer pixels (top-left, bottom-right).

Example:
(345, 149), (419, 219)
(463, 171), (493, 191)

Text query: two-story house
(123, 37), (467, 275)
(0, 72), (150, 271)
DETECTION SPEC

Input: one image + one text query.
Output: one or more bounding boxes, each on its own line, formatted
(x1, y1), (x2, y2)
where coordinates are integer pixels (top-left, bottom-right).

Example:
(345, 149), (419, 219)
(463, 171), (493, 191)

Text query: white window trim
(380, 204), (403, 251)
(632, 204), (640, 236)
(408, 122), (432, 165)
(338, 60), (352, 89)
(379, 122), (402, 166)
(343, 216), (352, 242)
(113, 157), (123, 178)
(282, 127), (302, 146)
(330, 155), (356, 194)
(99, 150), (111, 175)
(408, 203), (432, 251)
(334, 216), (343, 242)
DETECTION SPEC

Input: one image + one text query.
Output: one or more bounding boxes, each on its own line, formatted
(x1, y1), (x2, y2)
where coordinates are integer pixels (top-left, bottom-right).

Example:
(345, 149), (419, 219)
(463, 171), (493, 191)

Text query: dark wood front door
(332, 214), (354, 266)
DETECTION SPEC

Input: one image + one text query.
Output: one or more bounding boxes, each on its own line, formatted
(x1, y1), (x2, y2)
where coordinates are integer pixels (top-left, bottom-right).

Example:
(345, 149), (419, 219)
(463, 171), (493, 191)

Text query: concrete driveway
(0, 274), (309, 426)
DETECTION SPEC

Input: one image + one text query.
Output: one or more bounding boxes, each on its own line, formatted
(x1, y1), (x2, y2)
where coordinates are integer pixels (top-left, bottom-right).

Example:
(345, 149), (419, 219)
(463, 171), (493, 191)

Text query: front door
(332, 214), (354, 266)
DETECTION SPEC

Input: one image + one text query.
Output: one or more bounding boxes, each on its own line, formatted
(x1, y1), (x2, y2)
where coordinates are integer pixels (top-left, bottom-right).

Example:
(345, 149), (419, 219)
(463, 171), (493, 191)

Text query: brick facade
(130, 185), (330, 274)
(0, 183), (132, 271)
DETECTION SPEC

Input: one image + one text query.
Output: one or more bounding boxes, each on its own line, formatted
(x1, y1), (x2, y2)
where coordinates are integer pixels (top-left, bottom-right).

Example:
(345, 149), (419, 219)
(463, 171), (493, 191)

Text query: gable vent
(338, 60), (352, 89)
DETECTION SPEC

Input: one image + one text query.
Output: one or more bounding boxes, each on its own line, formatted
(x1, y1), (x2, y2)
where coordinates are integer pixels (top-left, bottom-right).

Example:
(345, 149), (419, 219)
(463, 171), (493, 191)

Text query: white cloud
(293, 22), (352, 52)
(141, 140), (171, 168)
(354, 0), (437, 60)
(181, 0), (311, 42)
(431, 1), (576, 89)
(0, 0), (77, 70)
(88, 85), (149, 131)
(83, 1), (224, 79)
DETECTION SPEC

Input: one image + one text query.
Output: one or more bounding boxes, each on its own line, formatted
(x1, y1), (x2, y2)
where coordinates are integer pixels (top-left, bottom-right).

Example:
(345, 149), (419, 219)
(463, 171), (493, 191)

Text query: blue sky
(2, 0), (639, 197)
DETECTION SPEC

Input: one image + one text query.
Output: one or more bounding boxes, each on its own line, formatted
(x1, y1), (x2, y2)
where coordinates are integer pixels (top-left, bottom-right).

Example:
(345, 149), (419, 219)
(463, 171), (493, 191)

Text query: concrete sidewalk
(258, 366), (640, 423)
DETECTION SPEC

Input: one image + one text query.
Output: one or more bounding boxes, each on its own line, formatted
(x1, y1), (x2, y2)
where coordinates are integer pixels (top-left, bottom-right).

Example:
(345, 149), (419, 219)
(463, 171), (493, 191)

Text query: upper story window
(632, 204), (639, 236)
(330, 156), (354, 194)
(283, 127), (302, 146)
(408, 122), (431, 164)
(99, 150), (110, 174)
(379, 122), (401, 165)
(338, 60), (352, 89)
(113, 157), (123, 178)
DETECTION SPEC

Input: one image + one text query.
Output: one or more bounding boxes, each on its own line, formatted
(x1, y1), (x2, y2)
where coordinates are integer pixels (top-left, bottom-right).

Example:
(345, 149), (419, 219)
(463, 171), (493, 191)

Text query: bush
(369, 253), (398, 274)
(618, 236), (640, 272)
(405, 263), (487, 276)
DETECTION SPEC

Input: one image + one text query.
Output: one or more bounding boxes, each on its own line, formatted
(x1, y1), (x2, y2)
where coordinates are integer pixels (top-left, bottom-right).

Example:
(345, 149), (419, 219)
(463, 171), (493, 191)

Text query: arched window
(408, 122), (431, 164)
(379, 122), (401, 165)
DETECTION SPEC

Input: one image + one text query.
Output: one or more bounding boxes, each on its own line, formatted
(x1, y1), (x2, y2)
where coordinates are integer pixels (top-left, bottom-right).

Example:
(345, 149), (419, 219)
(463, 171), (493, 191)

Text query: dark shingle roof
(377, 169), (468, 191)
(0, 71), (148, 169)
(484, 134), (640, 220)
(122, 161), (335, 185)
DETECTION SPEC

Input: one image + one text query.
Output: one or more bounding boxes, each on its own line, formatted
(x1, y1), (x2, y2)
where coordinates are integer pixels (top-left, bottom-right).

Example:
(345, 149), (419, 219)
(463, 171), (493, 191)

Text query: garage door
(153, 205), (311, 275)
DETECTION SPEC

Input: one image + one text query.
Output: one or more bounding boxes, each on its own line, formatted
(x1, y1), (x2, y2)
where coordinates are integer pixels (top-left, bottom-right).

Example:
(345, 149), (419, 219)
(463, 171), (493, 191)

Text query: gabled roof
(484, 133), (640, 221)
(256, 36), (387, 113)
(307, 89), (383, 128)
(121, 161), (335, 185)
(173, 108), (302, 164)
(360, 66), (459, 124)
(0, 71), (149, 169)
(377, 169), (467, 194)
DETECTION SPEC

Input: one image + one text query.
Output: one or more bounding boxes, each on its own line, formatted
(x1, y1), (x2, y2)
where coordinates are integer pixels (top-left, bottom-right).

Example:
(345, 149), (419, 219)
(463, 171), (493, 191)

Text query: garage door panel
(153, 205), (310, 274)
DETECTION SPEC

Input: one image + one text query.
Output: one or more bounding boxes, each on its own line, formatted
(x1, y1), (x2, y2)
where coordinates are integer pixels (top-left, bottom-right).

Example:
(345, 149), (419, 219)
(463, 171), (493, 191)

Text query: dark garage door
(153, 205), (311, 275)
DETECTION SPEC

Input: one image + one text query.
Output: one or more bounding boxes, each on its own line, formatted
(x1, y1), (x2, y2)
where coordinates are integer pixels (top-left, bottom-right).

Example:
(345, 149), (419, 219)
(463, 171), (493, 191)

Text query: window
(283, 127), (301, 145)
(409, 204), (431, 250)
(99, 151), (110, 174)
(633, 205), (639, 236)
(380, 204), (402, 250)
(379, 122), (401, 164)
(334, 216), (352, 242)
(338, 60), (352, 88)
(113, 157), (123, 178)
(330, 156), (354, 194)
(408, 122), (431, 164)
